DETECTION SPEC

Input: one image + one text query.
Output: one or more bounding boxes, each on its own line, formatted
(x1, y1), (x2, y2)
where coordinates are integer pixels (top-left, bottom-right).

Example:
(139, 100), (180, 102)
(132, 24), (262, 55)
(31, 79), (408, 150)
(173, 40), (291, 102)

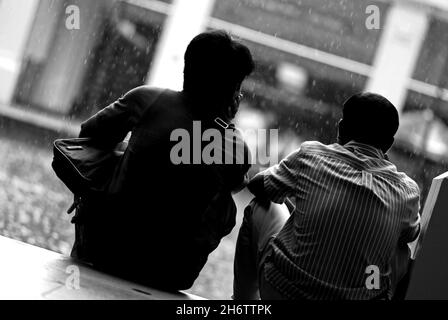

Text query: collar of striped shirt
(343, 141), (387, 160)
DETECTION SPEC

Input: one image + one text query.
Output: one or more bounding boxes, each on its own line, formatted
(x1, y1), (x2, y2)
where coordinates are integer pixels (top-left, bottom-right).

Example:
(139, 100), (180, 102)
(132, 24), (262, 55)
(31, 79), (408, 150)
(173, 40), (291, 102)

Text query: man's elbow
(248, 174), (275, 209)
(247, 174), (264, 197)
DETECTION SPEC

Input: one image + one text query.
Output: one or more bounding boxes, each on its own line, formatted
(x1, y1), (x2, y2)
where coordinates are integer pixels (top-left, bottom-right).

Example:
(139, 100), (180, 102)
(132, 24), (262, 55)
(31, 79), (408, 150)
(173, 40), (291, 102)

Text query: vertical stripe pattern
(261, 141), (421, 300)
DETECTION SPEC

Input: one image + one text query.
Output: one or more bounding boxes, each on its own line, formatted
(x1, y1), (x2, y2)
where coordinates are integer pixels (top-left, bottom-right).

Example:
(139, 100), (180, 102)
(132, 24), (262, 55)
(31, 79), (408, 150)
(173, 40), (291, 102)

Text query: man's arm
(248, 148), (302, 205)
(79, 86), (162, 147)
(400, 192), (421, 245)
(392, 187), (421, 299)
(224, 127), (252, 194)
(247, 173), (265, 198)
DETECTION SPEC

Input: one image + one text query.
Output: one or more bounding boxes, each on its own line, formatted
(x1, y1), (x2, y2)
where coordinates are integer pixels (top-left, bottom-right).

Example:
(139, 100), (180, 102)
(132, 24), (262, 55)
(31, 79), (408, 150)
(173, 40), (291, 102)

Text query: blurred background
(1, 0), (448, 299)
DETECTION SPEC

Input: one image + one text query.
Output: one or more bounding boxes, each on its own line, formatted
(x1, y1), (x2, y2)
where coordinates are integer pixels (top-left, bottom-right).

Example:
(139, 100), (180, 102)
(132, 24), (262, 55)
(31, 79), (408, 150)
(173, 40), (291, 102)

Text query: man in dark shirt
(233, 93), (421, 300)
(70, 31), (254, 290)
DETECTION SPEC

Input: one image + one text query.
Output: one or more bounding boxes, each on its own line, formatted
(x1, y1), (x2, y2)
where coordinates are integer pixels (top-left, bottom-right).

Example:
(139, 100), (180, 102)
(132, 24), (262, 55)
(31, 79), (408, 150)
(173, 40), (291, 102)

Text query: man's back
(262, 141), (420, 299)
(72, 87), (250, 289)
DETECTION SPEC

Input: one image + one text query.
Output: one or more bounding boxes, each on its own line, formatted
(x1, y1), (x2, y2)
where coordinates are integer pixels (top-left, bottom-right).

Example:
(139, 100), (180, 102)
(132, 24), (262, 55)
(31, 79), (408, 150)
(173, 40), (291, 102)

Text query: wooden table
(0, 236), (204, 300)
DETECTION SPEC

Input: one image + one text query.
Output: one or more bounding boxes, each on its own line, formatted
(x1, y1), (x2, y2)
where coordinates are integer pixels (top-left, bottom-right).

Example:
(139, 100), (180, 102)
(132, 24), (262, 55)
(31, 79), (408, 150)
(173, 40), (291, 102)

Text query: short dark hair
(183, 30), (254, 110)
(341, 92), (399, 151)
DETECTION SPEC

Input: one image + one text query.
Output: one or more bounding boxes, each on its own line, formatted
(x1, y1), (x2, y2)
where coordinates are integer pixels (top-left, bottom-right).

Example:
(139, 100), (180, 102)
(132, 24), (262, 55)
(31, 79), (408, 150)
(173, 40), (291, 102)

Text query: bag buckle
(214, 117), (229, 129)
(67, 196), (82, 214)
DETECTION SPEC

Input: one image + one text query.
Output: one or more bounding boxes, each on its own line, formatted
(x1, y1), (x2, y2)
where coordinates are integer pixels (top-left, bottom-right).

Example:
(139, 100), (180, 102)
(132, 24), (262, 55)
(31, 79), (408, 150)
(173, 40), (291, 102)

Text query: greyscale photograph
(0, 0), (448, 306)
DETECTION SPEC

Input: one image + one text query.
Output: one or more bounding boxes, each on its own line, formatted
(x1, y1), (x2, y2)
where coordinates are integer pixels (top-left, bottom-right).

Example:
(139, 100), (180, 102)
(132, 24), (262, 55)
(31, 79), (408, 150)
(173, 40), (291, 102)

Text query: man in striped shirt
(233, 93), (421, 300)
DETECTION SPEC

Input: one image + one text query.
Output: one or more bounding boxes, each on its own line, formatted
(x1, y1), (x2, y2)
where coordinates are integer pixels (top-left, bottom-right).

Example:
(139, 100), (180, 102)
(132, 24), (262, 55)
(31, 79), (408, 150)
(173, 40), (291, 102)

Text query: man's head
(183, 30), (254, 119)
(337, 92), (399, 153)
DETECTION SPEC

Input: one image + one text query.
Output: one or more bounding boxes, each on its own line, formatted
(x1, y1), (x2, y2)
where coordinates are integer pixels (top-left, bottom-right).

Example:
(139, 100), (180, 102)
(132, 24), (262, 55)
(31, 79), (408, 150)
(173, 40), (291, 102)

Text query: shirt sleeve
(79, 86), (162, 146)
(399, 184), (421, 244)
(392, 185), (421, 289)
(260, 148), (302, 204)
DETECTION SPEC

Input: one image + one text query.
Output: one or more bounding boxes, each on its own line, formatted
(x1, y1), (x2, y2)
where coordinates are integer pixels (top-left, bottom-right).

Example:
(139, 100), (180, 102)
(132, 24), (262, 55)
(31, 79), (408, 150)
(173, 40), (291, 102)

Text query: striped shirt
(261, 141), (421, 300)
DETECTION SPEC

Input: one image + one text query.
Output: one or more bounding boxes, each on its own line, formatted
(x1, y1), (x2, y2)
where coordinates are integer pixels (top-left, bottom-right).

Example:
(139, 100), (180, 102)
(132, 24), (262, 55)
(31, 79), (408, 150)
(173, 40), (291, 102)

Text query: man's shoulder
(125, 86), (168, 100)
(299, 141), (346, 156)
(393, 171), (420, 195)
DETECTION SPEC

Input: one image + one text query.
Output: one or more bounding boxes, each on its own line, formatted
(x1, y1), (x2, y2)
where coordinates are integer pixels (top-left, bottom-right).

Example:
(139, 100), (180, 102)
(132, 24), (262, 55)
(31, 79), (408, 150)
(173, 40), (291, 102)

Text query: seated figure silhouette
(71, 30), (254, 290)
(233, 93), (421, 300)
